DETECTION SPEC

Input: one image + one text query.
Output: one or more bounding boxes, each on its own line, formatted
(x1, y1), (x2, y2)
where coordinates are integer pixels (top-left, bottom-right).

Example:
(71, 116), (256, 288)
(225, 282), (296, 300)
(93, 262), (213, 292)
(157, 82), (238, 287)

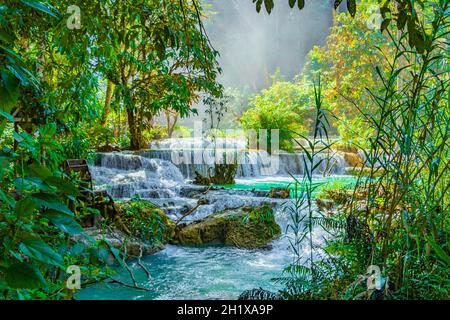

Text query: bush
(240, 80), (308, 152)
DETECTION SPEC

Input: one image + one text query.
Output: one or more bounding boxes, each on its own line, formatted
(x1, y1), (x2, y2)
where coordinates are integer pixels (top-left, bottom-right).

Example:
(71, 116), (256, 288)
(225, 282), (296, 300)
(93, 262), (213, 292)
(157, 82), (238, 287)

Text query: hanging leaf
(397, 12), (407, 30)
(264, 0), (274, 14)
(334, 0), (343, 10)
(254, 0), (263, 13)
(20, 0), (60, 19)
(298, 0), (305, 10)
(289, 0), (296, 9)
(347, 0), (356, 17)
(19, 235), (63, 266)
(14, 197), (37, 218)
(5, 262), (47, 289)
(44, 210), (83, 235)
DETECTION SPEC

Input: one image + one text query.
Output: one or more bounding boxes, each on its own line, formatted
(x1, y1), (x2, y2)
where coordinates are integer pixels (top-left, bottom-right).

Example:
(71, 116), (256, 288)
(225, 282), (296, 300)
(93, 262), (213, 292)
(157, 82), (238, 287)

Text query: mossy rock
(114, 199), (175, 243)
(173, 205), (281, 249)
(268, 187), (290, 199)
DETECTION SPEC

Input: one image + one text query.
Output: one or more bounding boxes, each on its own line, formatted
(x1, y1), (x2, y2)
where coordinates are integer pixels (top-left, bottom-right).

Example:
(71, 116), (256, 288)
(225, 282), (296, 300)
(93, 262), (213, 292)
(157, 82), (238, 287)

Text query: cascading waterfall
(90, 153), (185, 199)
(79, 138), (355, 300)
(90, 138), (351, 222)
(143, 138), (348, 179)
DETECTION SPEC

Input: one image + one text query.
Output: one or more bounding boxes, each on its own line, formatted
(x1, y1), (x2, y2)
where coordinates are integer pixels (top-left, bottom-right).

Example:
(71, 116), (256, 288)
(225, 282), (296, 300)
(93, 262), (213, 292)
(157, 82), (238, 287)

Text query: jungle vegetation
(0, 0), (449, 300)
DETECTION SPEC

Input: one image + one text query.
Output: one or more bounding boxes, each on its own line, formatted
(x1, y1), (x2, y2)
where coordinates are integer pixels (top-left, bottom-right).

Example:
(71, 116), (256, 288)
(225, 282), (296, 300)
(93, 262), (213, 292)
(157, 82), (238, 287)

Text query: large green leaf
(5, 262), (46, 289)
(0, 71), (20, 111)
(14, 197), (37, 218)
(28, 162), (52, 180)
(45, 210), (83, 235)
(45, 176), (80, 196)
(427, 237), (450, 266)
(20, 0), (60, 18)
(0, 189), (16, 207)
(31, 192), (73, 216)
(0, 110), (14, 122)
(19, 235), (63, 266)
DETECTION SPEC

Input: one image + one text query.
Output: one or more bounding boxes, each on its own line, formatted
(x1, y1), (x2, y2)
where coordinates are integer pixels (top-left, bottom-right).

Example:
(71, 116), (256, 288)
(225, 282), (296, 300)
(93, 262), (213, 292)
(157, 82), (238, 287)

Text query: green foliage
(255, 0), (436, 54)
(115, 198), (172, 244)
(0, 0), (223, 299)
(277, 0), (450, 300)
(243, 205), (275, 225)
(240, 78), (309, 152)
(337, 115), (373, 149)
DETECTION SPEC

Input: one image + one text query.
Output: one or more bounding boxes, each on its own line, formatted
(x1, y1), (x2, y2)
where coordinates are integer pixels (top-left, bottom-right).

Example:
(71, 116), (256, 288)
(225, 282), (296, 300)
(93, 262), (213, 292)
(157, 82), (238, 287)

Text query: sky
(160, 0), (336, 128)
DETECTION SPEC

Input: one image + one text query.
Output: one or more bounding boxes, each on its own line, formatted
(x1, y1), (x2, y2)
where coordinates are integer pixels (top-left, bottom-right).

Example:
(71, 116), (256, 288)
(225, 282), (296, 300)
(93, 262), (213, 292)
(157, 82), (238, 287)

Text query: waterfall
(90, 138), (349, 202)
(90, 153), (185, 199)
(141, 138), (348, 179)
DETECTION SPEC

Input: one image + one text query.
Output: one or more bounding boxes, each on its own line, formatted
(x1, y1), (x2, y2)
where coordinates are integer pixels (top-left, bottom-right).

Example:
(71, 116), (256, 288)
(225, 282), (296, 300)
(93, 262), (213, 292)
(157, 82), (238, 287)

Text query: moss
(268, 187), (290, 199)
(193, 163), (237, 185)
(114, 198), (175, 244)
(173, 205), (281, 249)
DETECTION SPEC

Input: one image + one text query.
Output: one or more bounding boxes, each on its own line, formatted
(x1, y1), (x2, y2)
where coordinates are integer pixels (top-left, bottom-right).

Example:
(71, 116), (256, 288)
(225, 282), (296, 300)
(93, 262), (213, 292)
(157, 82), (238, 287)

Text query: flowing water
(77, 139), (355, 300)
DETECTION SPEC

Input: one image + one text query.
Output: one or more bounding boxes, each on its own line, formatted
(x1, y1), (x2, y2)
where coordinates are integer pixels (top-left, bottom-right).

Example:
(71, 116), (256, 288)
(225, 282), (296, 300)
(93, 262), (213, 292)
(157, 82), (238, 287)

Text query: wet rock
(316, 198), (335, 211)
(268, 187), (290, 199)
(172, 205), (281, 249)
(197, 197), (209, 205)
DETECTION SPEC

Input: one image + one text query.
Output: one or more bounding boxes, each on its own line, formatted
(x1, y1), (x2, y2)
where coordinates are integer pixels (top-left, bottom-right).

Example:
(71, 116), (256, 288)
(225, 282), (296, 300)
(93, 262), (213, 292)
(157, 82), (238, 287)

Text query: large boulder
(172, 205), (281, 249)
(268, 187), (290, 199)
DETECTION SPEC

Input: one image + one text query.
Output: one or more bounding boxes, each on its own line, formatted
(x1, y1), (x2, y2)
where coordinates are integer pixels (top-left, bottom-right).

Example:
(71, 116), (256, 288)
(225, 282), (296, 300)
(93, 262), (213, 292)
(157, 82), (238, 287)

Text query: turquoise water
(217, 175), (357, 195)
(76, 244), (289, 300)
(77, 175), (355, 300)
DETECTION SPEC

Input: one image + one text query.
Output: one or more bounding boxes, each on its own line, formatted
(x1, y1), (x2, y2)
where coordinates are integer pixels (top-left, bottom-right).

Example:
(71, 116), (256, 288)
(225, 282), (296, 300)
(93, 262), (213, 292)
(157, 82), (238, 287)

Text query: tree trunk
(127, 108), (140, 150)
(165, 110), (179, 138)
(101, 80), (113, 126)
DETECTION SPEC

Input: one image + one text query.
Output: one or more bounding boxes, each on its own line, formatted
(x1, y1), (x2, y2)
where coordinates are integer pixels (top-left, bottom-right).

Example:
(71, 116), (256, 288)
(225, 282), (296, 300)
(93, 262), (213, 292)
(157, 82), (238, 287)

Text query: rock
(268, 187), (290, 199)
(336, 145), (359, 153)
(342, 152), (364, 167)
(316, 198), (334, 211)
(197, 197), (209, 205)
(172, 205), (281, 249)
(115, 200), (175, 241)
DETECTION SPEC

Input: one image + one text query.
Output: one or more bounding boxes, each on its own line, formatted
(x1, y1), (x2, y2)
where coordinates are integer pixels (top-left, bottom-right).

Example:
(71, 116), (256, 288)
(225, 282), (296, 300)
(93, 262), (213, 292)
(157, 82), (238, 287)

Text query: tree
(301, 2), (394, 138)
(240, 75), (309, 152)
